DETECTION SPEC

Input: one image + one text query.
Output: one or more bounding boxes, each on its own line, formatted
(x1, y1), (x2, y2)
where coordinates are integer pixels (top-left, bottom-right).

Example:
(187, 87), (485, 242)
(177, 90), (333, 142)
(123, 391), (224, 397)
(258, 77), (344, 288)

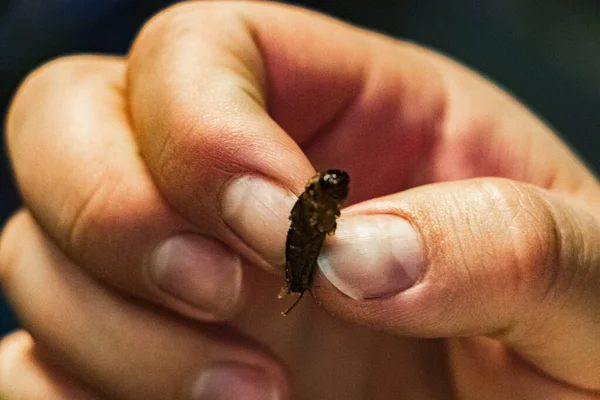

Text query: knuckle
(132, 2), (200, 54)
(10, 55), (108, 102)
(135, 0), (248, 39)
(6, 56), (72, 134)
(479, 179), (562, 301)
(63, 167), (124, 263)
(6, 55), (122, 144)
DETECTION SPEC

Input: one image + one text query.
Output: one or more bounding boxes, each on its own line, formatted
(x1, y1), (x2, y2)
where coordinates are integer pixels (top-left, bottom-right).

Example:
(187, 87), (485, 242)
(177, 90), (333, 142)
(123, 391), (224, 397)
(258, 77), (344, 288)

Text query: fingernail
(319, 214), (423, 300)
(149, 235), (242, 316)
(192, 363), (280, 400)
(221, 175), (297, 267)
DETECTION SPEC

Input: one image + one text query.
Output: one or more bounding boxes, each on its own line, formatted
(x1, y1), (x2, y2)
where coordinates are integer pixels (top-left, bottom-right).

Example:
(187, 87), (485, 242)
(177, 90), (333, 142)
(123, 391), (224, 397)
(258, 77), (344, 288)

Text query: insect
(278, 169), (350, 315)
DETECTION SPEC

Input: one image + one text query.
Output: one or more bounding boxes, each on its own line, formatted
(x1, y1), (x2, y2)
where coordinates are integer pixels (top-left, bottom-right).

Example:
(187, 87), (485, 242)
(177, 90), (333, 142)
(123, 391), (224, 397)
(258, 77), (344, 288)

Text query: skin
(1, 2), (600, 399)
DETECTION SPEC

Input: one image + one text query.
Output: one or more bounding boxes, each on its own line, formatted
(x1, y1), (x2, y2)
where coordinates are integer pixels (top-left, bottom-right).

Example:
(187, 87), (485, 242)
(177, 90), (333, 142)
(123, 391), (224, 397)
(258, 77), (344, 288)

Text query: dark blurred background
(1, 0), (599, 335)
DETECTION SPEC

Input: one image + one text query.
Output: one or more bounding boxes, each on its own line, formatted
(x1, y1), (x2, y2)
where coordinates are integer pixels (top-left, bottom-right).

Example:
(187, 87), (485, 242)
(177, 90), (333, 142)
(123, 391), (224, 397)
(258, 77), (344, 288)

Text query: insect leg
(281, 291), (305, 316)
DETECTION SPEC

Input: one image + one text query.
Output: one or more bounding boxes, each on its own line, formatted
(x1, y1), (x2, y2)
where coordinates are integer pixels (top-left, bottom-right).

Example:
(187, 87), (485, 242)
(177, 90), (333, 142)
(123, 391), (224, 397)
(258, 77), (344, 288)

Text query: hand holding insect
(2, 2), (600, 400)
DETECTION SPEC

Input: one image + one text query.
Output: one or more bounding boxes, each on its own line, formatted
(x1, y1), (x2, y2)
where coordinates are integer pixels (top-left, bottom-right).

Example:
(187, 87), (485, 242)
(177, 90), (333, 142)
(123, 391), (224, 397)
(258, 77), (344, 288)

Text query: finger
(0, 211), (290, 400)
(127, 0), (440, 269)
(128, 1), (600, 277)
(0, 331), (107, 400)
(129, 2), (316, 271)
(6, 56), (252, 321)
(314, 178), (600, 391)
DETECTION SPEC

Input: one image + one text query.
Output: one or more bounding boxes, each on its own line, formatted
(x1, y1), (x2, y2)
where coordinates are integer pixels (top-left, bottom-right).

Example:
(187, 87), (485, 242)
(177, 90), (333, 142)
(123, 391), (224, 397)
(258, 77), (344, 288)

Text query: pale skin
(1, 2), (600, 399)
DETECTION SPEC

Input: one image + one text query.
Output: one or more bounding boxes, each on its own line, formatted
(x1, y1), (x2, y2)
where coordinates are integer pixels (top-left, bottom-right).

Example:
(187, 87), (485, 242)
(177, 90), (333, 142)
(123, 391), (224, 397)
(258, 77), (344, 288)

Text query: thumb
(316, 178), (600, 391)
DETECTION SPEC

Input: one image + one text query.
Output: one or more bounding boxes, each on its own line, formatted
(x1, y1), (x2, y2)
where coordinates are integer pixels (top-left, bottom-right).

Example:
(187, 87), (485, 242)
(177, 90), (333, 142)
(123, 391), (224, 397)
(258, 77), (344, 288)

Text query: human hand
(1, 2), (599, 399)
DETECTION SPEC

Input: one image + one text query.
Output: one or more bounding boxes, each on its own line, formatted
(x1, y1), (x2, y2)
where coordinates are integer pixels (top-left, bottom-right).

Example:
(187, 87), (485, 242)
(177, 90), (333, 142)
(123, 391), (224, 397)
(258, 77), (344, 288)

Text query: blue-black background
(1, 0), (599, 335)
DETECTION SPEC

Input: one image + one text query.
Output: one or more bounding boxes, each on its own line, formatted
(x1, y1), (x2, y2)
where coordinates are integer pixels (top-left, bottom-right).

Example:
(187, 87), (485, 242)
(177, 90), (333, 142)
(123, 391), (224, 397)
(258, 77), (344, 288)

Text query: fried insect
(278, 169), (350, 315)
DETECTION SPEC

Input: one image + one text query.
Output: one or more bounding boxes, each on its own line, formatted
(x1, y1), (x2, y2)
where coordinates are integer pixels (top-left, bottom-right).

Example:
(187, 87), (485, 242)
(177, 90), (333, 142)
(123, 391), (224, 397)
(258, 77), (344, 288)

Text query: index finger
(127, 2), (446, 268)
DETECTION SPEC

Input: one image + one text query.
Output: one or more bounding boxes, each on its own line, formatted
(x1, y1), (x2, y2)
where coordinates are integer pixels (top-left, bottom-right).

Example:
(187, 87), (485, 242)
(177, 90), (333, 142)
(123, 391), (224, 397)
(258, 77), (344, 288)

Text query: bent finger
(127, 1), (448, 272)
(316, 178), (600, 392)
(6, 56), (254, 321)
(0, 211), (290, 400)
